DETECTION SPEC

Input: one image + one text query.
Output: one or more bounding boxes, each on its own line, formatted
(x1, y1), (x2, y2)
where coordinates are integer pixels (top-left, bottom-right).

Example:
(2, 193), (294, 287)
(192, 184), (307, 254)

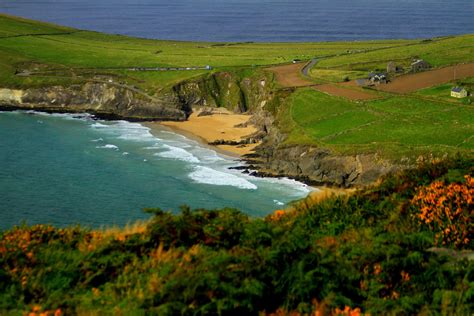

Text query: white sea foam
(89, 120), (158, 143)
(143, 143), (163, 150)
(91, 122), (109, 129)
(91, 138), (103, 142)
(122, 152), (129, 155)
(23, 110), (93, 121)
(189, 166), (257, 190)
(154, 145), (200, 163)
(249, 174), (312, 195)
(114, 121), (156, 142)
(273, 200), (285, 206)
(160, 130), (188, 140)
(96, 144), (119, 150)
(162, 140), (192, 149)
(191, 147), (226, 163)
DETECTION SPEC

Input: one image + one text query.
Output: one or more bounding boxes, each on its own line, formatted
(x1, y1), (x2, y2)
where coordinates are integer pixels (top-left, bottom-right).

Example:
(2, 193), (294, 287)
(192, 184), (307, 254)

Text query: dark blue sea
(0, 0), (473, 42)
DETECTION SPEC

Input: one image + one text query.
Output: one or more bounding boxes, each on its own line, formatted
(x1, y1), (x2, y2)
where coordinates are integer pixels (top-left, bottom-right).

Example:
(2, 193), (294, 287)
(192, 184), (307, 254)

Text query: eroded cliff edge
(0, 71), (398, 187)
(245, 121), (398, 187)
(0, 82), (187, 121)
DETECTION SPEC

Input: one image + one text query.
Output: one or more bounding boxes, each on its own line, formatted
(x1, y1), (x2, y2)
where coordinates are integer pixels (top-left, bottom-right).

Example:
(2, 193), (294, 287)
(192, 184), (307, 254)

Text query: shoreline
(146, 122), (243, 159)
(144, 114), (336, 198)
(2, 109), (350, 205)
(146, 109), (260, 158)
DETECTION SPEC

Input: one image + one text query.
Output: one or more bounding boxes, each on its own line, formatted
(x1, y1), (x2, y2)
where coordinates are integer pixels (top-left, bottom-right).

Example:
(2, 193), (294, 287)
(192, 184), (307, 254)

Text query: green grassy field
(415, 77), (474, 105)
(1, 14), (473, 160)
(0, 14), (430, 90)
(281, 89), (474, 159)
(1, 14), (472, 90)
(308, 68), (368, 83)
(311, 35), (474, 82)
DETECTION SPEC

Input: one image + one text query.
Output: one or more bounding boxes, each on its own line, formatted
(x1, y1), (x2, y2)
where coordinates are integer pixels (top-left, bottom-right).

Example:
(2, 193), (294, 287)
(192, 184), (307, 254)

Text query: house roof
(411, 59), (429, 66)
(368, 72), (386, 78)
(451, 87), (465, 93)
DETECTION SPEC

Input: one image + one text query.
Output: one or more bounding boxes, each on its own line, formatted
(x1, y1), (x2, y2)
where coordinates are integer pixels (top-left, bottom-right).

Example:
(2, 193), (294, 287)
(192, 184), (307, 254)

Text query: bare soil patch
(267, 63), (314, 87)
(314, 84), (377, 100)
(377, 63), (474, 93)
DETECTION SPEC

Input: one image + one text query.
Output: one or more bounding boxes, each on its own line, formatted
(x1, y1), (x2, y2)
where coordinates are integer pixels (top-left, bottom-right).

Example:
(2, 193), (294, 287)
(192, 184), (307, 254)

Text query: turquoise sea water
(0, 111), (310, 229)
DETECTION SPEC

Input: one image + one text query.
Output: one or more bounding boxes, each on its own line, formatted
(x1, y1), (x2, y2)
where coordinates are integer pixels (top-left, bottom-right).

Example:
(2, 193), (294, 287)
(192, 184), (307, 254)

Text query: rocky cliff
(249, 141), (398, 188)
(171, 71), (275, 114)
(0, 71), (274, 120)
(243, 104), (399, 188)
(0, 71), (397, 187)
(0, 82), (186, 121)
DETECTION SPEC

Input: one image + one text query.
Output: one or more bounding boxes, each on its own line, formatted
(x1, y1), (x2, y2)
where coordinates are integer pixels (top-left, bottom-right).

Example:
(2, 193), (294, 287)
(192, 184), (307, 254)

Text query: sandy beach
(145, 109), (260, 157)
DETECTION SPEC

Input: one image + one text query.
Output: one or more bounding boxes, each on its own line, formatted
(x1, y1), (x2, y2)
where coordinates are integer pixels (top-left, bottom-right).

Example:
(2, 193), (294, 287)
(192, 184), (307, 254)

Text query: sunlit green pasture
(310, 35), (474, 82)
(0, 14), (420, 89)
(284, 89), (474, 159)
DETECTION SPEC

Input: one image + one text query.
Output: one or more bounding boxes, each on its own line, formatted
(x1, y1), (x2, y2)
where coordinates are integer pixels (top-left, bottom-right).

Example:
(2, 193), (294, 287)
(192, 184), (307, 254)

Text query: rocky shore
(0, 71), (399, 188)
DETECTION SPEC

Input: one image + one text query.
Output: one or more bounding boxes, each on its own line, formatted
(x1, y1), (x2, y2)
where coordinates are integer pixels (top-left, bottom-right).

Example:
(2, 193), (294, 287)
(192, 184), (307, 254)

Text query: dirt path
(376, 63), (474, 93)
(267, 62), (314, 87)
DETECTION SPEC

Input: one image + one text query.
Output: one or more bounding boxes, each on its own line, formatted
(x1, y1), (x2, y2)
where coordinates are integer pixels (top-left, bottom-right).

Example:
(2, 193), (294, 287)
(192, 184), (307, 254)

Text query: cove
(0, 111), (310, 229)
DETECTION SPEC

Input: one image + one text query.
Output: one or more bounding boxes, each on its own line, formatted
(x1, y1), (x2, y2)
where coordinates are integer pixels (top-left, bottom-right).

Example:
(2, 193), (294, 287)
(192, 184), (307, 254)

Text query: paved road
(301, 58), (318, 78)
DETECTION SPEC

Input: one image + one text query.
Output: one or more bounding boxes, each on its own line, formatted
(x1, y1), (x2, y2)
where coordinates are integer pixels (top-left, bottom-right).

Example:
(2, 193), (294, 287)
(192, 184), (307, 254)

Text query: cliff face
(172, 71), (275, 114)
(245, 104), (399, 188)
(251, 141), (398, 187)
(0, 82), (187, 121)
(0, 71), (274, 120)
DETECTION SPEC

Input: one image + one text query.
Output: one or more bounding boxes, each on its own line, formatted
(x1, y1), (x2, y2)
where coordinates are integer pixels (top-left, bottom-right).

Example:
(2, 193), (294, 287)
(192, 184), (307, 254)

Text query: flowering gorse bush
(412, 175), (473, 248)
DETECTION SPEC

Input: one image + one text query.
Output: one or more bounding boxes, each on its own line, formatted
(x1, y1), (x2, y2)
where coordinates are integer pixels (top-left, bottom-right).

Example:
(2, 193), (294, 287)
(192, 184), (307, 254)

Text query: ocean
(0, 111), (310, 229)
(1, 1), (472, 229)
(0, 0), (473, 42)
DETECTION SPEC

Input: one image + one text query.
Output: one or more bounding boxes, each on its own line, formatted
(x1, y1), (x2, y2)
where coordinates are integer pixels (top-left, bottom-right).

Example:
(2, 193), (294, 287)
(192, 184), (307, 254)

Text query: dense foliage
(1, 156), (473, 315)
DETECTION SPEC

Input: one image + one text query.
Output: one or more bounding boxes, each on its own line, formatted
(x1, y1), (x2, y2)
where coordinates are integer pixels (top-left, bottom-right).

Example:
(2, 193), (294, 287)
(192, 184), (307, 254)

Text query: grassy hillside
(278, 88), (474, 159)
(0, 157), (472, 315)
(1, 14), (473, 161)
(0, 14), (431, 91)
(312, 35), (474, 82)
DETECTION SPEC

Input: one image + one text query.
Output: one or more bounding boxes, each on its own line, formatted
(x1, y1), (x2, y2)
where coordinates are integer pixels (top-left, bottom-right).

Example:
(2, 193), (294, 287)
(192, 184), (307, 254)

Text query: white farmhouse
(451, 87), (468, 98)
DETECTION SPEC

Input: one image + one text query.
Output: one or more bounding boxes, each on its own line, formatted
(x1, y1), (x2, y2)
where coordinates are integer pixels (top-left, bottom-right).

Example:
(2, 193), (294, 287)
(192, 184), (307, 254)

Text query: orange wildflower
(412, 175), (473, 248)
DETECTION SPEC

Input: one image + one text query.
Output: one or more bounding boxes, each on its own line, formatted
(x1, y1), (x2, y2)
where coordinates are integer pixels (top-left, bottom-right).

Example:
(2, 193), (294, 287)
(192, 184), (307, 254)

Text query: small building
(387, 61), (396, 73)
(451, 87), (468, 98)
(368, 72), (388, 84)
(387, 61), (404, 73)
(411, 59), (431, 72)
(292, 59), (301, 64)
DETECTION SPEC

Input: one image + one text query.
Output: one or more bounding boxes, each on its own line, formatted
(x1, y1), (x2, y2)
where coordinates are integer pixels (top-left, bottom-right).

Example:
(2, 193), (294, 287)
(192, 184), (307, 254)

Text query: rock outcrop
(243, 111), (398, 187)
(0, 83), (186, 121)
(0, 71), (275, 120)
(171, 71), (275, 114)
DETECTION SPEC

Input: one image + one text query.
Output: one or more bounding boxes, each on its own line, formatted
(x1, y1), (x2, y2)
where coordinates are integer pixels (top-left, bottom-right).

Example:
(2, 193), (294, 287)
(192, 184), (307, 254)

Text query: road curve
(301, 58), (318, 78)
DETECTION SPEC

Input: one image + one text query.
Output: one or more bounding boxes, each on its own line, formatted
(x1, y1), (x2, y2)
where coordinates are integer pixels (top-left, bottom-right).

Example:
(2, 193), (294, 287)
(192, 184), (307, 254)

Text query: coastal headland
(0, 14), (473, 187)
(0, 12), (473, 316)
